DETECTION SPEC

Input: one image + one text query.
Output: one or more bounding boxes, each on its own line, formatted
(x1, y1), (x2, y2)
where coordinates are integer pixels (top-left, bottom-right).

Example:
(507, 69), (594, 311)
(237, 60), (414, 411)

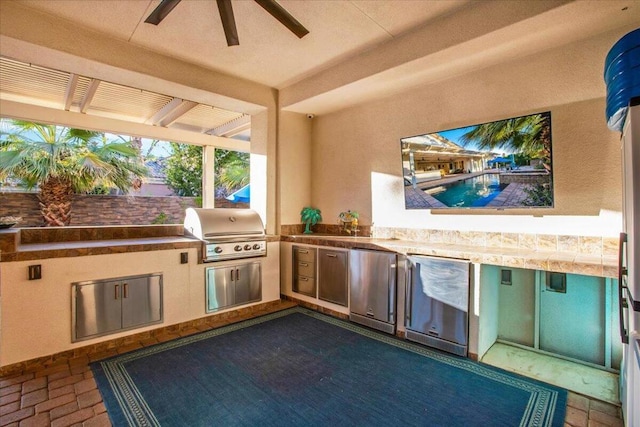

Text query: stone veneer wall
(0, 193), (248, 227)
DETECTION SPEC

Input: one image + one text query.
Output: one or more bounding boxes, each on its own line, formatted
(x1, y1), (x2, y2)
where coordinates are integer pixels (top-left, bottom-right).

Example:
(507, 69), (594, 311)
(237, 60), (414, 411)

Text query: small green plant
(151, 212), (169, 224)
(522, 183), (553, 207)
(300, 207), (322, 234)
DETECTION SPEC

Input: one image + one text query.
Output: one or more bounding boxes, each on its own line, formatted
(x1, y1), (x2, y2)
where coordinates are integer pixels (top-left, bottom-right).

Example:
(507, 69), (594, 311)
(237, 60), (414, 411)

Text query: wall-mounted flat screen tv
(400, 111), (553, 209)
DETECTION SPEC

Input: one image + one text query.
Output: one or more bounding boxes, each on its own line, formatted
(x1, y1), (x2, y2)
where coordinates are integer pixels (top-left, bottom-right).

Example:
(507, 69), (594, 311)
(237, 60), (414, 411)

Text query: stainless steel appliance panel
(206, 262), (261, 313)
(294, 247), (315, 262)
(296, 261), (315, 277)
(318, 249), (348, 306)
(207, 267), (234, 311)
(406, 255), (470, 356)
(349, 249), (397, 334)
(234, 262), (262, 304)
(121, 275), (163, 329)
(293, 276), (316, 296)
(293, 245), (317, 297)
(72, 273), (164, 342)
(75, 280), (122, 339)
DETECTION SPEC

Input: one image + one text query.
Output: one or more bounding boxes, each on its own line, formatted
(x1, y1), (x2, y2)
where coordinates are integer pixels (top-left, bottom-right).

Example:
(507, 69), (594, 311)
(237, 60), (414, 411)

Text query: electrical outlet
(180, 252), (188, 264)
(28, 265), (42, 280)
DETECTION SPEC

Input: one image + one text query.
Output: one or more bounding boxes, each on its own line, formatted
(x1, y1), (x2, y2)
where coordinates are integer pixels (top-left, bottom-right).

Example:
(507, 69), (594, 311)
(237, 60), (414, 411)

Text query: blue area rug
(92, 307), (566, 426)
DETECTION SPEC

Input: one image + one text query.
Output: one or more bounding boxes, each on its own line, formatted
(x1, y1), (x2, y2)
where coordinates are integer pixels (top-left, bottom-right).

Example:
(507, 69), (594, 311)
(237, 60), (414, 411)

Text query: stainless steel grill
(184, 208), (266, 262)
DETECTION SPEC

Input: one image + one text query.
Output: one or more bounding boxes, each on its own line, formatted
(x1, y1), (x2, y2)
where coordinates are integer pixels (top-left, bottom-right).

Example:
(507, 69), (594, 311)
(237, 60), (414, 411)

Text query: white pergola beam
(63, 73), (78, 111)
(145, 97), (183, 125)
(1, 99), (249, 152)
(207, 114), (251, 137)
(158, 100), (198, 127)
(79, 78), (100, 113)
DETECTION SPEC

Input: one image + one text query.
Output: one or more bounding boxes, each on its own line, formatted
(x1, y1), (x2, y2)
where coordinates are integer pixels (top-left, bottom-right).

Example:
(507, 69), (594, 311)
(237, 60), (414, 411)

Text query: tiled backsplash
(281, 224), (619, 258)
(371, 227), (619, 257)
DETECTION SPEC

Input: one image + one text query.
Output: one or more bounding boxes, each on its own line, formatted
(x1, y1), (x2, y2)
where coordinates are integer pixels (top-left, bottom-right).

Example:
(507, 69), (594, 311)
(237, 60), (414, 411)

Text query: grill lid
(184, 208), (265, 241)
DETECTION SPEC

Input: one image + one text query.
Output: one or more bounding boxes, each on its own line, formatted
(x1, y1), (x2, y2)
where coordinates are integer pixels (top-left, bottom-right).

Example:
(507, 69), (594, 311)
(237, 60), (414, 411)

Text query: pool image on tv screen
(400, 111), (553, 210)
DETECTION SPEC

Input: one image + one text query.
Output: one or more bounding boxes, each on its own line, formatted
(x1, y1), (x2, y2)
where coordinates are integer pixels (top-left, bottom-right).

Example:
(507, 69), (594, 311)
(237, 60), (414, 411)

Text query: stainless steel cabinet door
(206, 262), (262, 312)
(318, 249), (348, 306)
(234, 262), (261, 305)
(349, 249), (396, 323)
(121, 276), (162, 329)
(406, 256), (470, 346)
(75, 280), (122, 339)
(207, 266), (235, 312)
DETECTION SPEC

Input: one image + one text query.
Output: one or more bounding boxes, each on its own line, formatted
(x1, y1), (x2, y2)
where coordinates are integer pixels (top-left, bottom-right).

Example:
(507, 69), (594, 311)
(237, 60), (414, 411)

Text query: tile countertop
(0, 228), (280, 262)
(0, 227), (617, 278)
(281, 235), (618, 278)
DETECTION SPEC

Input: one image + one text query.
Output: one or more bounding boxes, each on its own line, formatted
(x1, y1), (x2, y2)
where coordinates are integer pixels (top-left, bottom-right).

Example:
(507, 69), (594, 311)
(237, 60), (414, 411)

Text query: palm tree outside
(0, 119), (148, 226)
(460, 112), (552, 171)
(460, 112), (553, 207)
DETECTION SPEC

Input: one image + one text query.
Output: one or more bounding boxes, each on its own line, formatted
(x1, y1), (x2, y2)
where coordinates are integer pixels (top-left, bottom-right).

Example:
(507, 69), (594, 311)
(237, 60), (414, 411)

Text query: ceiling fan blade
(254, 0), (309, 39)
(216, 0), (240, 46)
(145, 0), (182, 25)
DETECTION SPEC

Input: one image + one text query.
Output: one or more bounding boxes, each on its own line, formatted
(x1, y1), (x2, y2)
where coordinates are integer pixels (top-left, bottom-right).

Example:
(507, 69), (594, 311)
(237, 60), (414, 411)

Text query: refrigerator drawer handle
(618, 232), (629, 344)
(389, 262), (397, 318)
(405, 261), (412, 324)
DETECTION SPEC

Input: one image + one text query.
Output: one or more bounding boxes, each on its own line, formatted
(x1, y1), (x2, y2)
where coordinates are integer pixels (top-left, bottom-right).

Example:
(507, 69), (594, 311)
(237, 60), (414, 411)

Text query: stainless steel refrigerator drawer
(293, 276), (316, 297)
(296, 261), (315, 277)
(294, 247), (316, 262)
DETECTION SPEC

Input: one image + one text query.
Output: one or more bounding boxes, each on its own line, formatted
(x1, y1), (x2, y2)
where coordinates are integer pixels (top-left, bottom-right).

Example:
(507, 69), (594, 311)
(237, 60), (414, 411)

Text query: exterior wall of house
(291, 27), (628, 237)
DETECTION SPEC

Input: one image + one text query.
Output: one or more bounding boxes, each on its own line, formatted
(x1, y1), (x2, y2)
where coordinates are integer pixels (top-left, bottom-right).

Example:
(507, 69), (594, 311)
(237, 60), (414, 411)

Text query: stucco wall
(300, 27), (625, 237)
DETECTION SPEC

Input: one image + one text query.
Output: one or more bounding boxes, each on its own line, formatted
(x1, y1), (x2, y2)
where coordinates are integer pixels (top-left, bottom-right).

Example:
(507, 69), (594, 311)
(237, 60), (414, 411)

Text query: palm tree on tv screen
(460, 112), (552, 171)
(0, 119), (147, 226)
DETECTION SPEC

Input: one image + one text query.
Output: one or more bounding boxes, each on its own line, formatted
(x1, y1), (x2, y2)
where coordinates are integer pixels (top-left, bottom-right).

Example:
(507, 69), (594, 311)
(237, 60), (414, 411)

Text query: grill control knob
(234, 245), (243, 252)
(244, 244), (252, 251)
(253, 244), (261, 250)
(214, 247), (223, 254)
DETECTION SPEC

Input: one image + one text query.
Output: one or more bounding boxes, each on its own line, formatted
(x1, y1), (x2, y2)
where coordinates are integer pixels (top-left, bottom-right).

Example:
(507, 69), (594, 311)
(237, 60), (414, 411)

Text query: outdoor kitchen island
(0, 226), (617, 374)
(0, 225), (281, 374)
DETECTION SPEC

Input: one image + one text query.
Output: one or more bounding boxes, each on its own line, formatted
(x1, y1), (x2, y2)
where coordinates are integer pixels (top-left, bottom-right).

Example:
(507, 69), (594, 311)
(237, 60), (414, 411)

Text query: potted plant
(300, 207), (322, 234)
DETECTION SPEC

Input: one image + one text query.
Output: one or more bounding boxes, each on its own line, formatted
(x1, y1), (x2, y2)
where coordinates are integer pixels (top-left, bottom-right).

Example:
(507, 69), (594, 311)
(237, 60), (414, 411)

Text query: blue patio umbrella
(225, 184), (250, 203)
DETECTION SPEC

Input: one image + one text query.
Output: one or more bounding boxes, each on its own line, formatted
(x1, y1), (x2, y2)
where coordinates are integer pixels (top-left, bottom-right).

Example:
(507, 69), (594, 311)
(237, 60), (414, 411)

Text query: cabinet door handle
(326, 253), (337, 258)
(299, 250), (309, 254)
(114, 284), (119, 300)
(405, 262), (413, 324)
(389, 262), (397, 318)
(230, 269), (235, 281)
(236, 268), (240, 281)
(299, 277), (309, 282)
(123, 283), (128, 299)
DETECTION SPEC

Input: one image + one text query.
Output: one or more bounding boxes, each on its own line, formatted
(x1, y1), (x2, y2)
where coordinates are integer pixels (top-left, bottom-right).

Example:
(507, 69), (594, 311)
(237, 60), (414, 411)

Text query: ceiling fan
(145, 0), (309, 46)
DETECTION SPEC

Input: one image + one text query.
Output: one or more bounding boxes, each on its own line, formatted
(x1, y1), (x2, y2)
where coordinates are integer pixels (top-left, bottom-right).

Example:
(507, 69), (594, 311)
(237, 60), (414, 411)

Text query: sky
(438, 125), (515, 155)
